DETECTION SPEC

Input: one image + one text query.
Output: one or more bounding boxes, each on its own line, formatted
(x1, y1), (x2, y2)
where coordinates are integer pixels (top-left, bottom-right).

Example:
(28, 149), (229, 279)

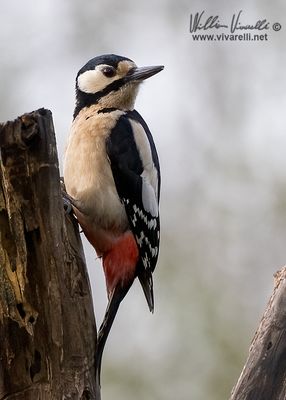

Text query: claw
(61, 177), (74, 214)
(63, 197), (73, 214)
(60, 177), (88, 217)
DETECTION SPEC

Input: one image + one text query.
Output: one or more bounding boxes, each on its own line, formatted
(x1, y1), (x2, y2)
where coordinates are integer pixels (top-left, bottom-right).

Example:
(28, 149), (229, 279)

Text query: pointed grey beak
(126, 65), (164, 82)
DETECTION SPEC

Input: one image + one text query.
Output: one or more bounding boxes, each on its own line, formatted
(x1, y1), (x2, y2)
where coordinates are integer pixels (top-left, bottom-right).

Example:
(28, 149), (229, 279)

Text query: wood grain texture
(230, 267), (286, 400)
(0, 109), (97, 399)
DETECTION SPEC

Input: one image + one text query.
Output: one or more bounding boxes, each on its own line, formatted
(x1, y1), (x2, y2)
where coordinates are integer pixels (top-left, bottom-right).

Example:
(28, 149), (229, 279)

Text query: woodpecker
(63, 54), (163, 390)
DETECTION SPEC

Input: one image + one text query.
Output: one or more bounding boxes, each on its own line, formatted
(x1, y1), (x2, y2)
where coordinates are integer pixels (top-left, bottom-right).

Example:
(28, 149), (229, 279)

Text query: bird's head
(74, 54), (164, 117)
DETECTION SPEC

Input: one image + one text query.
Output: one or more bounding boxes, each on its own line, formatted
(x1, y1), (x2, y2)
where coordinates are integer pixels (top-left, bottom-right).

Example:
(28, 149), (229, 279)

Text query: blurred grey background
(1, 1), (285, 399)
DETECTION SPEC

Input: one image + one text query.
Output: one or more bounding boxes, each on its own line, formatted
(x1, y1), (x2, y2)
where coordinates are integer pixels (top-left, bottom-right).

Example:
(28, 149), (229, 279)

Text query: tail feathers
(95, 284), (130, 389)
(138, 270), (154, 313)
(95, 271), (154, 393)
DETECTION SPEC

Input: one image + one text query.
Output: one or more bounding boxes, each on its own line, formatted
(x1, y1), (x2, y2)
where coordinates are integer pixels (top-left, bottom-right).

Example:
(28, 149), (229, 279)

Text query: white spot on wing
(142, 177), (159, 217)
(133, 204), (157, 229)
(142, 254), (149, 269)
(135, 231), (145, 246)
(129, 119), (159, 216)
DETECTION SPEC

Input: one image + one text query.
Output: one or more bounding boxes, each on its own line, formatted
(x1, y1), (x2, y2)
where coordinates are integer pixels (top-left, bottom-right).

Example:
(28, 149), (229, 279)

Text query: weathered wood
(0, 109), (97, 399)
(230, 266), (286, 400)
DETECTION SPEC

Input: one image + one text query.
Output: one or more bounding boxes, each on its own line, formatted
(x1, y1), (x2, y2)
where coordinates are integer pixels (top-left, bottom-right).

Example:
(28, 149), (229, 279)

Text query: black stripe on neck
(98, 107), (118, 114)
(73, 77), (127, 119)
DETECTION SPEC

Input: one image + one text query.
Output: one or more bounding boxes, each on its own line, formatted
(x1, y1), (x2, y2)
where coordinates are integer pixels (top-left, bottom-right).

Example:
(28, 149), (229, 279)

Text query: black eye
(102, 66), (116, 78)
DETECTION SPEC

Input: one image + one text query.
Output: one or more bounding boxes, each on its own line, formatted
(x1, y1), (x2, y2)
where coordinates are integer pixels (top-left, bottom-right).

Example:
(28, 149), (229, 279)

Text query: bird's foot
(60, 177), (75, 215)
(63, 196), (73, 214)
(60, 177), (88, 216)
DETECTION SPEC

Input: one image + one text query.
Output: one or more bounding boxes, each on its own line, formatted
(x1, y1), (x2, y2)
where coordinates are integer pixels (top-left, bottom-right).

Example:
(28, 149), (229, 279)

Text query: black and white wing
(106, 110), (160, 311)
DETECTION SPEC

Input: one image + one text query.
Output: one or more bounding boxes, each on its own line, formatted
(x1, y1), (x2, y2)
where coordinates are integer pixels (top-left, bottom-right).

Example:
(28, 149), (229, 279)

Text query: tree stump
(0, 109), (97, 399)
(230, 266), (286, 400)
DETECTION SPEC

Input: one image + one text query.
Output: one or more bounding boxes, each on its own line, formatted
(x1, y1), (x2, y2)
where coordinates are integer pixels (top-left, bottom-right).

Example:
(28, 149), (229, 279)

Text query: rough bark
(0, 109), (97, 399)
(230, 266), (286, 400)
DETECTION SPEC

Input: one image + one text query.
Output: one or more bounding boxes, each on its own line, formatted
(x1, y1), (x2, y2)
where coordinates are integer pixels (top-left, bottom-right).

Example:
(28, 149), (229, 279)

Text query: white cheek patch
(77, 67), (120, 94)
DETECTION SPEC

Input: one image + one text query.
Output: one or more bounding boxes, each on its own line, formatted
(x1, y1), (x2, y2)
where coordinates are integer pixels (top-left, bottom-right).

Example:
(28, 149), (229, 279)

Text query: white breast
(63, 106), (128, 231)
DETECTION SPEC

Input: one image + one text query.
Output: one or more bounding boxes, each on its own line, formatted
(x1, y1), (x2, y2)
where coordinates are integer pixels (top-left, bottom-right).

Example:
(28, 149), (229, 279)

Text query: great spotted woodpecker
(63, 54), (163, 391)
